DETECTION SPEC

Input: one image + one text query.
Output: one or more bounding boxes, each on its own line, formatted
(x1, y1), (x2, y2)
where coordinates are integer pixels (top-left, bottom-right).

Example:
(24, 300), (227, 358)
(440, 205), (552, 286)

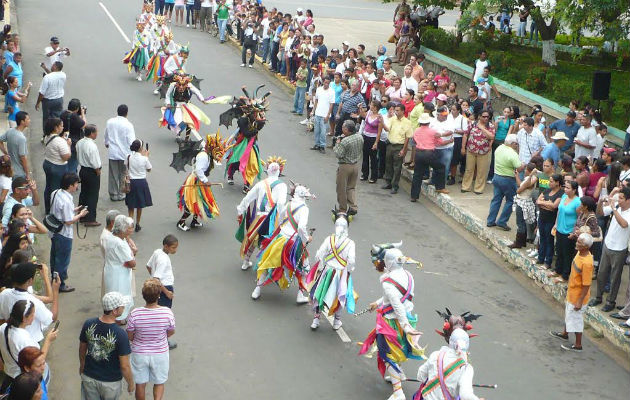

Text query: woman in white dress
(103, 215), (137, 323)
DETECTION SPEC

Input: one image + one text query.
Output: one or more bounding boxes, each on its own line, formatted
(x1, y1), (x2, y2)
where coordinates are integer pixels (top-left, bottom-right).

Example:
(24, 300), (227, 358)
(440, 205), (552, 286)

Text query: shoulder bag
(121, 155), (131, 194)
(43, 189), (64, 233)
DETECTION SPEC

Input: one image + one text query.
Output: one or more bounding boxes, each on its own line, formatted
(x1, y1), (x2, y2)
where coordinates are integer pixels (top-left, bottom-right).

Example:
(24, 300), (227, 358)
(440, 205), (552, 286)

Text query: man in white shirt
(0, 262), (60, 342)
(35, 61), (66, 136)
(77, 125), (102, 227)
(589, 187), (630, 312)
(472, 50), (490, 82)
(401, 65), (418, 92)
(429, 106), (455, 185)
(40, 36), (70, 74)
(260, 14), (271, 63)
(574, 114), (597, 159)
(359, 63), (377, 96)
(516, 117), (546, 164)
(311, 76), (335, 153)
(104, 105), (135, 201)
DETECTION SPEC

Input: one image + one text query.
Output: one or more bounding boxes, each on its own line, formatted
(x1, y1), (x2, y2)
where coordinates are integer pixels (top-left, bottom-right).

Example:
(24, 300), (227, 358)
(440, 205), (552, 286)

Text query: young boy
(147, 234), (179, 349)
(549, 232), (594, 351)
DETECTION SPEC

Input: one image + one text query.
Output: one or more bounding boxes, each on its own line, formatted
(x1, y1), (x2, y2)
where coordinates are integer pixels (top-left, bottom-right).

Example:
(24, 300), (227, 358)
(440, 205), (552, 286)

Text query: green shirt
(296, 67), (308, 88)
(217, 5), (229, 20)
(537, 172), (550, 190)
(494, 144), (521, 177)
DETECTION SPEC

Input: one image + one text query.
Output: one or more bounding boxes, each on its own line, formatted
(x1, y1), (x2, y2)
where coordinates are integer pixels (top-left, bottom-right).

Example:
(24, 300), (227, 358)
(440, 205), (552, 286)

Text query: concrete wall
(419, 46), (626, 147)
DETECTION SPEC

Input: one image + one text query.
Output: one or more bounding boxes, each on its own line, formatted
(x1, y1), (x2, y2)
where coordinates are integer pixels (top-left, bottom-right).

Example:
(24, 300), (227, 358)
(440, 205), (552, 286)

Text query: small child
(147, 234), (179, 348)
(549, 232), (594, 351)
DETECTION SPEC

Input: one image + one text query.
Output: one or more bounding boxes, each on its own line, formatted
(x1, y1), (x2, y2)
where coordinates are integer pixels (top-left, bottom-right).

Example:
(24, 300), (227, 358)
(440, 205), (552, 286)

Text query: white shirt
(314, 86), (335, 117)
(0, 324), (39, 378)
(401, 75), (419, 92)
(104, 116), (136, 161)
(593, 134), (605, 159)
(127, 152), (152, 179)
(237, 177), (287, 215)
(430, 118), (454, 149)
(315, 234), (356, 272)
(279, 200), (309, 243)
(50, 189), (75, 239)
(448, 113), (467, 138)
(473, 59), (489, 82)
(603, 206), (630, 251)
(147, 248), (174, 286)
(261, 18), (271, 39)
(200, 0), (212, 7)
(38, 71), (66, 100)
(574, 125), (597, 159)
(163, 55), (186, 75)
(100, 228), (113, 258)
(43, 46), (68, 71)
(416, 347), (480, 400)
(375, 268), (414, 323)
(335, 63), (346, 75)
(194, 151), (210, 184)
(76, 137), (102, 169)
(0, 289), (53, 342)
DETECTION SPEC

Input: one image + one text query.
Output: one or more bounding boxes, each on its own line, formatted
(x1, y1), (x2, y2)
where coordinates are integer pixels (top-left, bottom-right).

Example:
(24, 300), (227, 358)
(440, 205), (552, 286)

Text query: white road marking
(323, 313), (351, 343)
(99, 2), (130, 44)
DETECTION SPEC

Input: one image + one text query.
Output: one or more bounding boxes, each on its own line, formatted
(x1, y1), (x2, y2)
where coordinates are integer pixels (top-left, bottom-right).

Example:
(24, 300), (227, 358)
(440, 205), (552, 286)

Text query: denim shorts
(131, 352), (170, 384)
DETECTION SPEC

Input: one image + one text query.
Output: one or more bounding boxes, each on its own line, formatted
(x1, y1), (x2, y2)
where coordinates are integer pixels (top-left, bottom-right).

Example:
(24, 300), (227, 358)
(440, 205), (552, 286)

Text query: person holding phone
(125, 140), (153, 233)
(41, 117), (70, 214)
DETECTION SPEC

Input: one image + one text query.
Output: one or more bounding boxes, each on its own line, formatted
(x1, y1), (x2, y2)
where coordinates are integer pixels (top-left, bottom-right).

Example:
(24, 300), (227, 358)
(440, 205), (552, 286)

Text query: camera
(81, 105), (88, 114)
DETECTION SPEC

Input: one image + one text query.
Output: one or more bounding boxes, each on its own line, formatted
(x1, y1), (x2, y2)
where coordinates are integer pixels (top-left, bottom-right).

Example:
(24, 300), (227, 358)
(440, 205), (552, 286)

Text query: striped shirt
(127, 307), (175, 354)
(339, 91), (366, 115)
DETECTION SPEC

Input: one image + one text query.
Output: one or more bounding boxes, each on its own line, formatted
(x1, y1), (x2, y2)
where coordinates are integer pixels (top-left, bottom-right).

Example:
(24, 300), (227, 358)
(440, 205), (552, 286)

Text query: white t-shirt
(0, 174), (11, 194)
(0, 324), (39, 378)
(430, 118), (454, 149)
(127, 152), (152, 179)
(447, 113), (467, 138)
(473, 59), (489, 82)
(574, 126), (597, 159)
(314, 86), (335, 118)
(593, 134), (605, 159)
(148, 248), (174, 286)
(44, 135), (70, 165)
(603, 206), (630, 251)
(43, 46), (68, 71)
(50, 189), (75, 239)
(0, 289), (53, 342)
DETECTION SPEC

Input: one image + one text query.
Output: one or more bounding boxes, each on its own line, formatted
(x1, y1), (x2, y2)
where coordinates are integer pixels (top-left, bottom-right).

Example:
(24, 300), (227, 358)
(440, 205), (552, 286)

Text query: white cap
(504, 134), (518, 145)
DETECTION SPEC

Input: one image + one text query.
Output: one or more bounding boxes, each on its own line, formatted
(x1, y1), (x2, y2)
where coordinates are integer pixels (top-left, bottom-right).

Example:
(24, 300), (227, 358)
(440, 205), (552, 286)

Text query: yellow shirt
(386, 117), (413, 145)
(567, 253), (593, 306)
(280, 30), (289, 47)
(408, 103), (425, 128)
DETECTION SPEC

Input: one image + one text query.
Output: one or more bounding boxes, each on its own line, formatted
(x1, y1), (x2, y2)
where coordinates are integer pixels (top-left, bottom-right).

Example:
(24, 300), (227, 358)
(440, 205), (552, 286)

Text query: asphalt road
(15, 0), (630, 399)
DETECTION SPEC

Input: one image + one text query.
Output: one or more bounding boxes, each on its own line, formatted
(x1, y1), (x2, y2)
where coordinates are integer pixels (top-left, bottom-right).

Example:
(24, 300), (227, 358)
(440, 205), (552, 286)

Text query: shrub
(419, 27), (457, 53)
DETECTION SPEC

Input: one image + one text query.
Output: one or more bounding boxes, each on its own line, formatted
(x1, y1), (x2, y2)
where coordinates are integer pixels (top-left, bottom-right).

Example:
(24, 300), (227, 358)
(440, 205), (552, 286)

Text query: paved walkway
(227, 10), (630, 354)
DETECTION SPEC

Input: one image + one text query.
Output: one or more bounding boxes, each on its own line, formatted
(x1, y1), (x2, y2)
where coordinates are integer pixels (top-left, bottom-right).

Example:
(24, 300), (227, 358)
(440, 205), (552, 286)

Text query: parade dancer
(176, 133), (229, 231)
(122, 22), (151, 81)
(160, 71), (230, 141)
(359, 242), (424, 400)
(251, 184), (313, 303)
(305, 211), (357, 331)
(150, 15), (171, 53)
(236, 156), (288, 271)
(139, 2), (156, 28)
(221, 86), (271, 194)
(412, 310), (483, 400)
(147, 32), (180, 94)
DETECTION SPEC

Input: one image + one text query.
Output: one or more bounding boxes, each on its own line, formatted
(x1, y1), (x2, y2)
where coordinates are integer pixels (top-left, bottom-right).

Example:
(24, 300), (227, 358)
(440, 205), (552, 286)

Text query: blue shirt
(557, 194), (581, 235)
(5, 90), (18, 121)
(330, 82), (343, 104)
(541, 142), (561, 164)
(549, 118), (581, 151)
(80, 318), (132, 382)
(6, 61), (22, 87)
(376, 55), (387, 70)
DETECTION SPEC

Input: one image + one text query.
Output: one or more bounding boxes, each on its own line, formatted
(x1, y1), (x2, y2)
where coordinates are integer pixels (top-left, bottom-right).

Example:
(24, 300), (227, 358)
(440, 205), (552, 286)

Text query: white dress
(102, 235), (134, 320)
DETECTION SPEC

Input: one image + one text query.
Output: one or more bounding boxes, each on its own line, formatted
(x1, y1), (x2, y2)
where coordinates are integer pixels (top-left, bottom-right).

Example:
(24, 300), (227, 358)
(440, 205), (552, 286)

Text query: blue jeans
(261, 38), (270, 62)
(293, 86), (307, 114)
(218, 18), (228, 41)
(313, 115), (327, 148)
(430, 147), (453, 185)
(487, 175), (516, 226)
(155, 0), (165, 14)
(43, 160), (68, 214)
(537, 218), (555, 266)
(50, 233), (73, 287)
(515, 203), (526, 233)
(186, 4), (194, 24)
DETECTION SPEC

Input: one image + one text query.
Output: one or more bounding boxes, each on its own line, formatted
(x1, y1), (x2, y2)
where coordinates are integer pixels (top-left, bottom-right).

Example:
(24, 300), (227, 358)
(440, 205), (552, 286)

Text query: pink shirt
(127, 307), (175, 354)
(413, 125), (441, 150)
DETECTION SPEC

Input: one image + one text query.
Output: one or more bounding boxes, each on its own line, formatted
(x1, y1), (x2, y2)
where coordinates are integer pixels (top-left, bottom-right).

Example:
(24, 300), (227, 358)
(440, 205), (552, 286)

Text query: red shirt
(402, 99), (415, 117)
(414, 125), (441, 150)
(465, 122), (495, 155)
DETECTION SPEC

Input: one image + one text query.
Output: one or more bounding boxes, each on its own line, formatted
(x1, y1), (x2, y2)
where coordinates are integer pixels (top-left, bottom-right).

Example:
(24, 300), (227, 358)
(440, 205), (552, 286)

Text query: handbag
(43, 190), (64, 233)
(121, 155), (131, 194)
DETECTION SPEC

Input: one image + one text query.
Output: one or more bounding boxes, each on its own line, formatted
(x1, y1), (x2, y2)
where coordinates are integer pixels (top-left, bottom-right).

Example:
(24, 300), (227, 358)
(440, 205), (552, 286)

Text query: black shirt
(538, 188), (563, 222)
(79, 317), (131, 382)
(60, 110), (85, 153)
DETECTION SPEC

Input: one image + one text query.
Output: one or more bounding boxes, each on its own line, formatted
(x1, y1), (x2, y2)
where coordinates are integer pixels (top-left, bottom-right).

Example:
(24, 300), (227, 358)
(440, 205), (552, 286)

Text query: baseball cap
(50, 36), (60, 44)
(602, 147), (616, 155)
(296, 7), (303, 12)
(436, 93), (448, 102)
(102, 292), (126, 311)
(567, 110), (577, 118)
(342, 40), (350, 46)
(11, 263), (38, 285)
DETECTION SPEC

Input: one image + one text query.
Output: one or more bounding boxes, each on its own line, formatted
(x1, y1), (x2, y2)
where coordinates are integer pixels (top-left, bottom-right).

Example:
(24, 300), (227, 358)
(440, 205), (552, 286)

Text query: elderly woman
(461, 111), (495, 194)
(103, 215), (137, 323)
(100, 210), (121, 297)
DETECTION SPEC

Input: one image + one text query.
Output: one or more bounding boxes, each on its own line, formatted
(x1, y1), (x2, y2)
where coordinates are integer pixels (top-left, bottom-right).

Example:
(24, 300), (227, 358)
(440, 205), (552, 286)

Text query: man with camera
(60, 98), (87, 174)
(77, 125), (102, 227)
(40, 36), (70, 75)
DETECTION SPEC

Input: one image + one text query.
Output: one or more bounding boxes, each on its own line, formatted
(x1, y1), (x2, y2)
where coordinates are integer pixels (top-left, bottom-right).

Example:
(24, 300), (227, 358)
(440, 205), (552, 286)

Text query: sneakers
(332, 318), (343, 330)
(186, 24), (190, 27)
(136, 75), (143, 81)
(299, 118), (309, 125)
(251, 286), (261, 300)
(153, 88), (159, 95)
(241, 260), (252, 270)
(190, 219), (203, 228)
(227, 178), (234, 185)
(248, 64), (253, 68)
(177, 221), (190, 231)
(549, 331), (568, 340)
(310, 317), (320, 330)
(560, 344), (582, 352)
(296, 291), (309, 304)
(240, 63), (246, 67)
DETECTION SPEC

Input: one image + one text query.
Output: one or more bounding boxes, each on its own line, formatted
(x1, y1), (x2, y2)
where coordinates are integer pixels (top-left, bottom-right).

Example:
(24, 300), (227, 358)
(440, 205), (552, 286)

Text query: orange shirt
(567, 253), (593, 306)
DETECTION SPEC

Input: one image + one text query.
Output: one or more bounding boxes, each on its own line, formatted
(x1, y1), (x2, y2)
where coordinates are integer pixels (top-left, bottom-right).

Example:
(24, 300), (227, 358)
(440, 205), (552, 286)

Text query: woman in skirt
(126, 139), (153, 232)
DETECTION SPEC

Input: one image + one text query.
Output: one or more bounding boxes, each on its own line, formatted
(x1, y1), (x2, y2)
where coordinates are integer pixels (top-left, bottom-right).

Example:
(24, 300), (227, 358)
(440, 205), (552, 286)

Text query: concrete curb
(399, 167), (630, 354)
(225, 34), (630, 355)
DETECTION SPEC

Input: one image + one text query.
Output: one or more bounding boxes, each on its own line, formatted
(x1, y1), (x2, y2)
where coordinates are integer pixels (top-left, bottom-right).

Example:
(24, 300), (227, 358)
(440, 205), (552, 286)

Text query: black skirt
(125, 178), (153, 209)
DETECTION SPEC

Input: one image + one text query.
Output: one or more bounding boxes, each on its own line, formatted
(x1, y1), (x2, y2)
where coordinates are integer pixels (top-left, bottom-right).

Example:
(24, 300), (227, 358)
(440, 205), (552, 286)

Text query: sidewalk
(226, 17), (630, 355)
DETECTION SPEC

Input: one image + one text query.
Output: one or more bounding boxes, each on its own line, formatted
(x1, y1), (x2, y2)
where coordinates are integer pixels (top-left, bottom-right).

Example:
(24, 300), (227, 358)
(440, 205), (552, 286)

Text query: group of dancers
(121, 3), (485, 399)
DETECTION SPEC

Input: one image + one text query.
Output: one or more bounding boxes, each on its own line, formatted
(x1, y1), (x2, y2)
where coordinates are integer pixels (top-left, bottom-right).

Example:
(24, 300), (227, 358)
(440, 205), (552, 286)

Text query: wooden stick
(180, 182), (224, 188)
